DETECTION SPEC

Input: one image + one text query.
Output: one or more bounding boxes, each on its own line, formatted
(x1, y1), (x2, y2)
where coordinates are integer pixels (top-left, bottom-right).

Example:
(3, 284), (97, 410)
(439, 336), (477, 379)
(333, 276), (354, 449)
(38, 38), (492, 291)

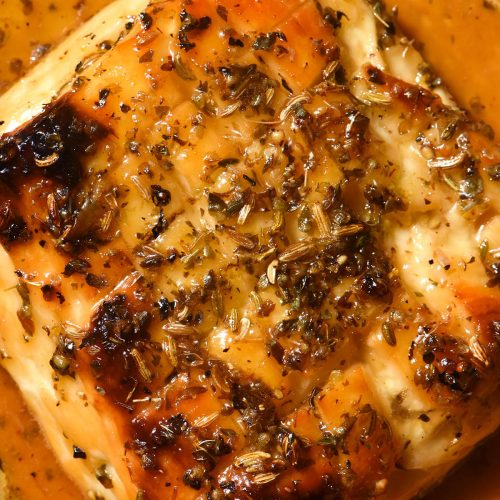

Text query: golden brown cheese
(0, 1), (499, 499)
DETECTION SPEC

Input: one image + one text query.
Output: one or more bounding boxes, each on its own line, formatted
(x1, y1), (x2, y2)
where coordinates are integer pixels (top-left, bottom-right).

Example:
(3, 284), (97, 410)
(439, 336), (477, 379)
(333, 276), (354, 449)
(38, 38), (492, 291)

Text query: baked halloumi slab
(0, 1), (498, 498)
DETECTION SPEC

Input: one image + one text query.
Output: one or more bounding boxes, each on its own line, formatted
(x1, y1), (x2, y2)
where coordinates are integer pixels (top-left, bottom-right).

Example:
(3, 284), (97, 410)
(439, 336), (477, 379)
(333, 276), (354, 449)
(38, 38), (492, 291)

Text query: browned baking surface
(385, 0), (500, 137)
(426, 431), (500, 500)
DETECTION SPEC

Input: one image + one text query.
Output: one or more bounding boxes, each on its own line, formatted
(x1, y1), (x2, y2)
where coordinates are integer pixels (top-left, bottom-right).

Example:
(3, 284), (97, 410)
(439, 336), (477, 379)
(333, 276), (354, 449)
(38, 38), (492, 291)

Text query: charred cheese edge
(0, 1), (499, 499)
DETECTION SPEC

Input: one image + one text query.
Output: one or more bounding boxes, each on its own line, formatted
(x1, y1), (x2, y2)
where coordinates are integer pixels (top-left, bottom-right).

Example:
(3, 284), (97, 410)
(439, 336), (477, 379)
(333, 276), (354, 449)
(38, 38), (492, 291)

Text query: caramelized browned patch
(0, 99), (110, 255)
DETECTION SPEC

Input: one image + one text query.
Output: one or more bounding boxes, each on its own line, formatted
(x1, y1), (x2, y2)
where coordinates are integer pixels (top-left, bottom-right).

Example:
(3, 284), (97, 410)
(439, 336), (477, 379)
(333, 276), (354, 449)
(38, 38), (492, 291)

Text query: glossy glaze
(0, 367), (82, 499)
(386, 0), (500, 136)
(0, 0), (111, 93)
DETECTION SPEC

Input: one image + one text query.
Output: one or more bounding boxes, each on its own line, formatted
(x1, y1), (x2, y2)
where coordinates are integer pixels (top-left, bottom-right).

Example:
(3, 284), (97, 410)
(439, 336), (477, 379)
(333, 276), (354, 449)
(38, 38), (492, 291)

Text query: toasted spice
(16, 280), (34, 336)
(178, 10), (212, 51)
(252, 32), (287, 51)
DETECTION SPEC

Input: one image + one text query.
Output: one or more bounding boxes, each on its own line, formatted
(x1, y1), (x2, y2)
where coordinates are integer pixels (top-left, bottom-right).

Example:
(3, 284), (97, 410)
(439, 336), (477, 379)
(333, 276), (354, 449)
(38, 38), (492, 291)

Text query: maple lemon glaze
(0, 0), (493, 498)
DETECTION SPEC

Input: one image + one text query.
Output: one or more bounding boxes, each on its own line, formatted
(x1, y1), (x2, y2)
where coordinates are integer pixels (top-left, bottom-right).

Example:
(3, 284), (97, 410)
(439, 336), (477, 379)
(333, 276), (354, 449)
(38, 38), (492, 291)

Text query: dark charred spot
(283, 347), (307, 370)
(364, 183), (407, 214)
(85, 272), (108, 289)
(155, 297), (174, 320)
(95, 88), (110, 109)
(366, 66), (385, 85)
(228, 37), (244, 47)
(485, 261), (500, 288)
(252, 31), (287, 51)
(150, 414), (188, 447)
(320, 7), (347, 30)
(306, 107), (369, 163)
(139, 12), (153, 31)
(0, 102), (106, 188)
(72, 446), (87, 459)
(151, 184), (171, 206)
(81, 294), (153, 404)
(63, 258), (91, 277)
(183, 465), (205, 490)
(120, 103), (131, 113)
(0, 200), (31, 246)
(359, 264), (392, 301)
(139, 254), (165, 268)
(0, 102), (108, 254)
(231, 381), (275, 435)
(489, 320), (500, 344)
(178, 10), (212, 51)
(151, 209), (168, 239)
(41, 283), (64, 303)
(411, 329), (480, 402)
(131, 413), (189, 469)
(217, 64), (277, 112)
(82, 294), (150, 355)
(268, 339), (285, 364)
